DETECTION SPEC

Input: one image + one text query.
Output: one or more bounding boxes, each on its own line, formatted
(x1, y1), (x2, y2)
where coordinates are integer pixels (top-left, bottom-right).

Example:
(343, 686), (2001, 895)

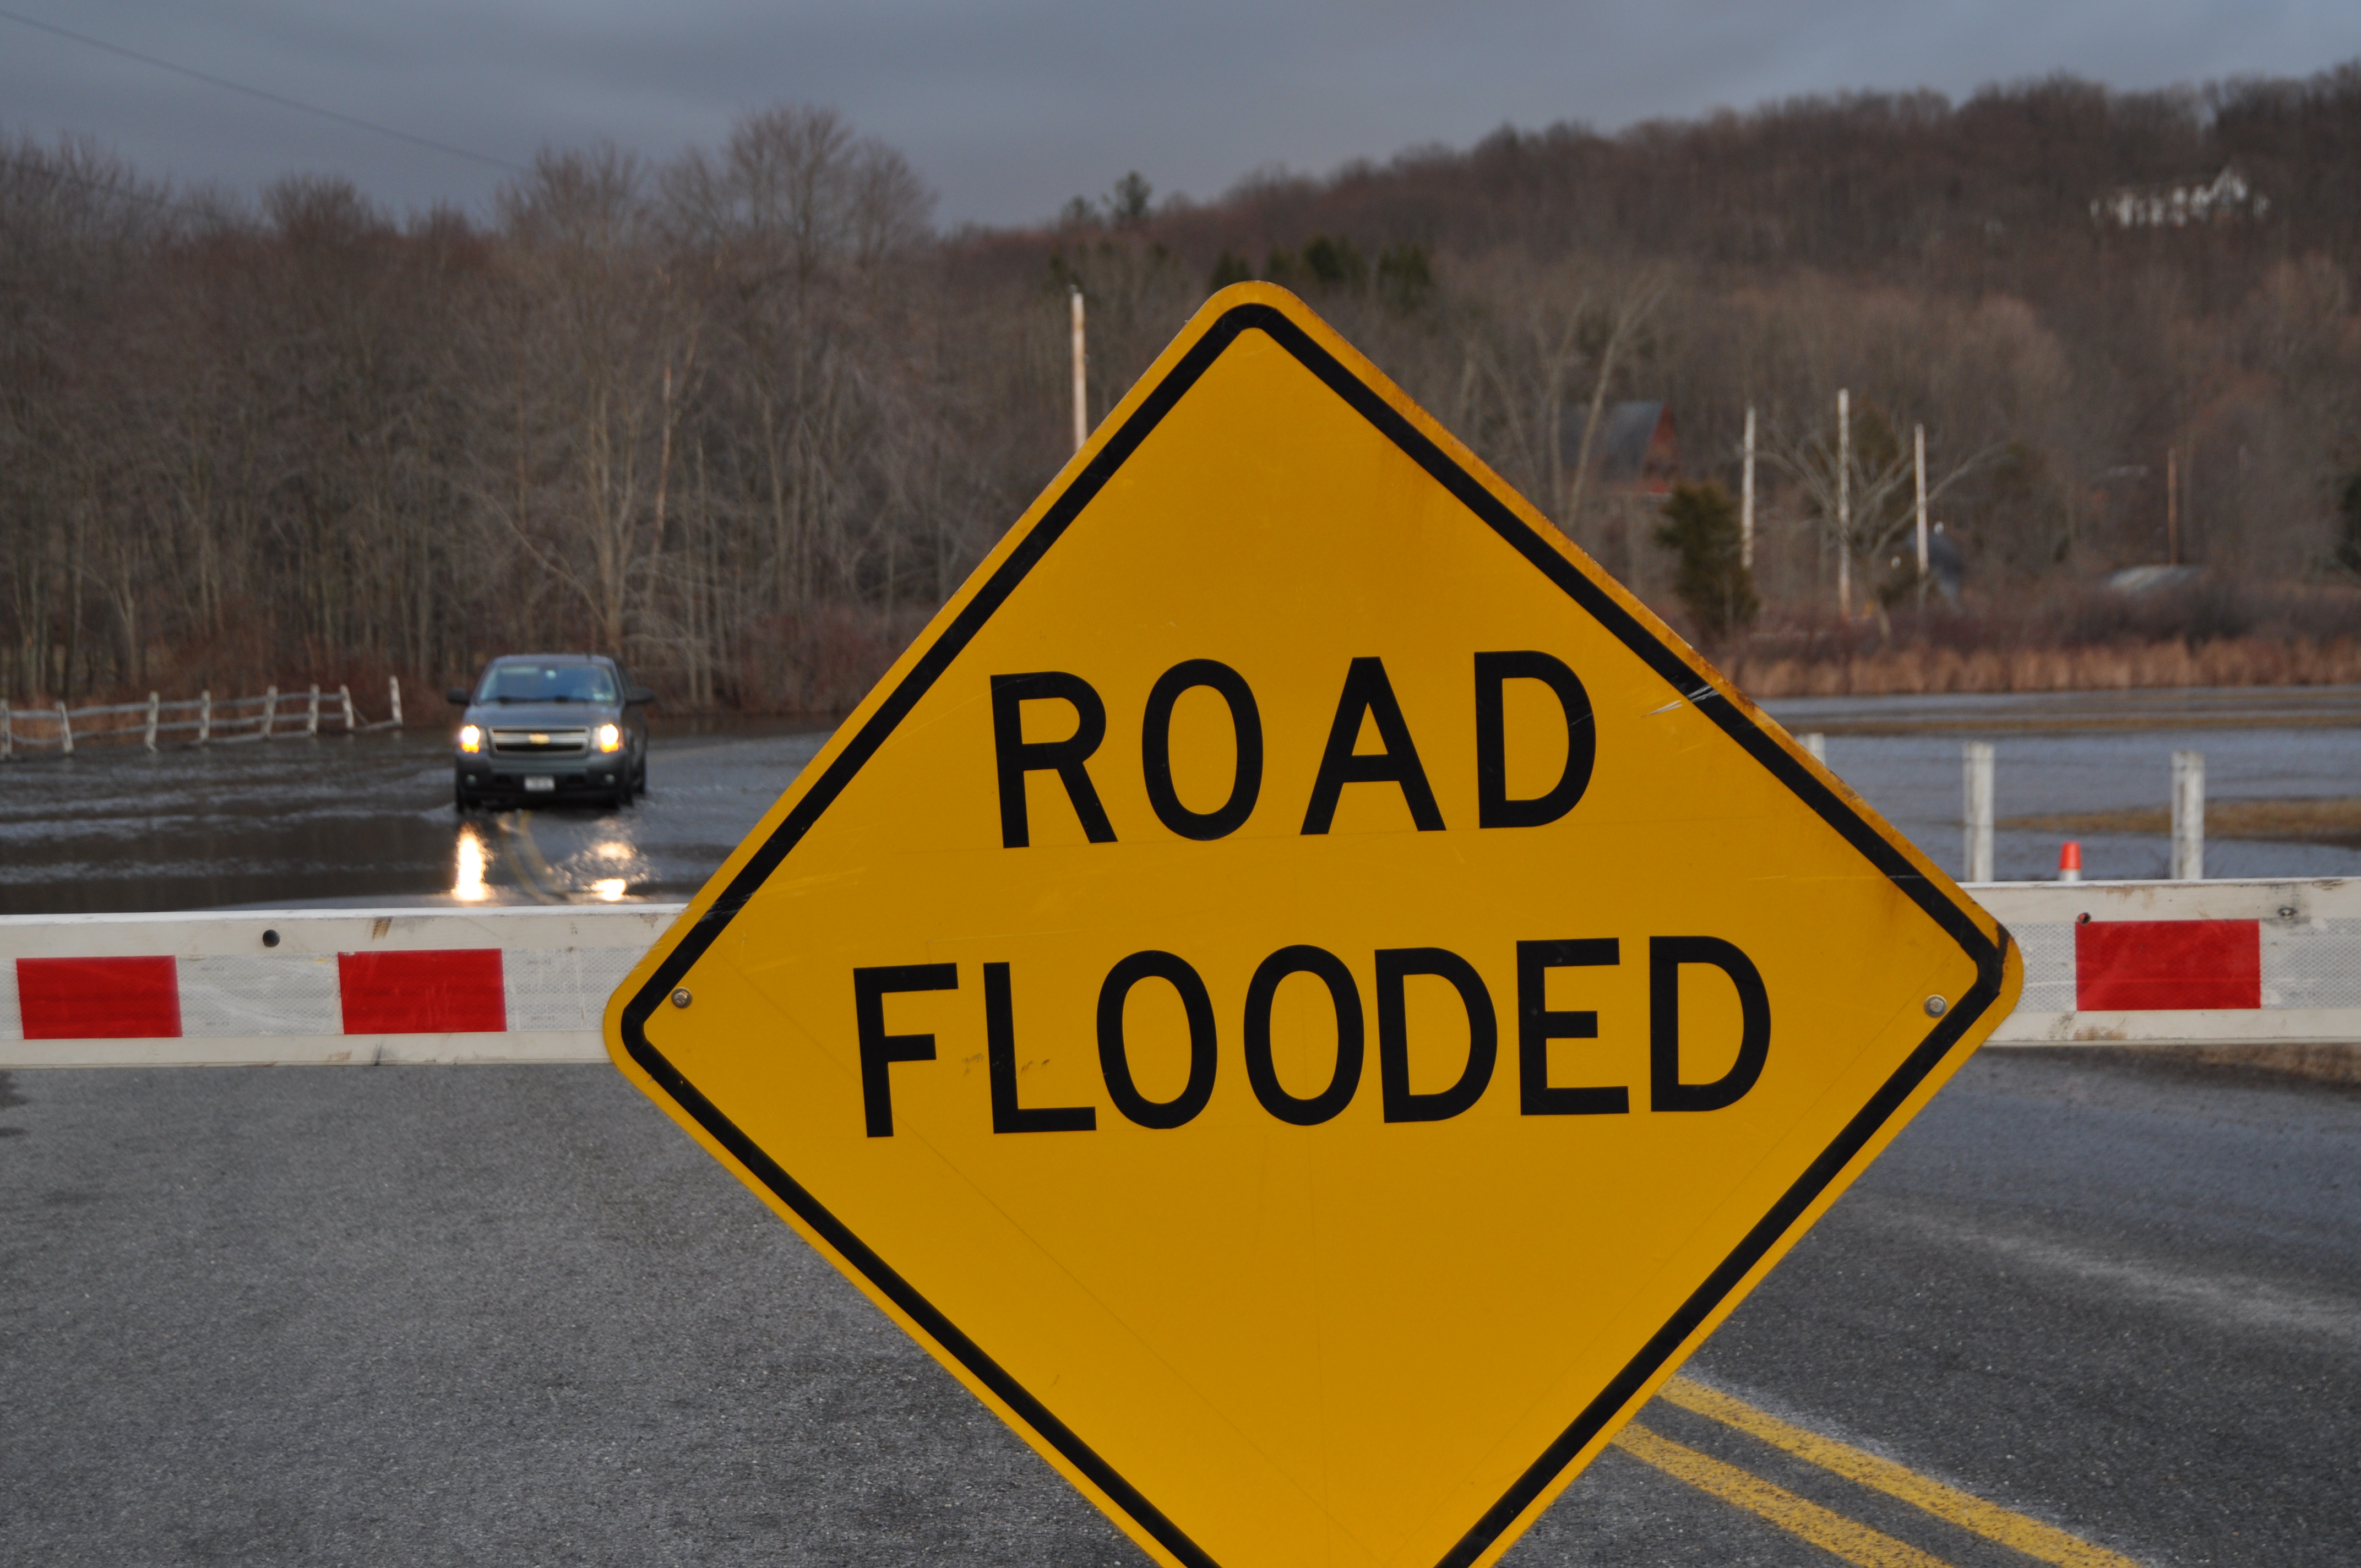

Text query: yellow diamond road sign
(606, 283), (2023, 1568)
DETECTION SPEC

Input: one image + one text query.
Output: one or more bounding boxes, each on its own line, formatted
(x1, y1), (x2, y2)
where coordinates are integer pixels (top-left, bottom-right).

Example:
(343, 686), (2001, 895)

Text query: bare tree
(7, 72), (2361, 712)
(488, 146), (692, 658)
(1562, 269), (1671, 532)
(1765, 401), (1994, 618)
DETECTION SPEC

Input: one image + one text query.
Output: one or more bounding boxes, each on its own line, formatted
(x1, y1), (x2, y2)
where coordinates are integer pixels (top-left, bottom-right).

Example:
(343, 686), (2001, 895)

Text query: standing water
(1, 688), (2355, 913)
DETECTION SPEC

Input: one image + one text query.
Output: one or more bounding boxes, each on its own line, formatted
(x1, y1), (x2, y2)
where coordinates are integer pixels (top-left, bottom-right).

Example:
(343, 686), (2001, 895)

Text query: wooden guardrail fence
(1, 678), (404, 759)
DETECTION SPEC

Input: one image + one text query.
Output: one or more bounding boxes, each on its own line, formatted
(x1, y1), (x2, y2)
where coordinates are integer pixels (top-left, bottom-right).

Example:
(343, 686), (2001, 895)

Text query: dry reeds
(732, 605), (935, 716)
(2003, 797), (2361, 850)
(1730, 635), (2361, 699)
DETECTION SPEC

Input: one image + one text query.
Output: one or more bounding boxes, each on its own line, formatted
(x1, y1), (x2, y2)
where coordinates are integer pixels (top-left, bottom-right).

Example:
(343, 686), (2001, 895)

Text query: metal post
(307, 684), (320, 737)
(1070, 287), (1089, 454)
(2172, 750), (2205, 880)
(261, 685), (278, 741)
(1914, 423), (1929, 610)
(1963, 741), (1995, 883)
(1799, 732), (1825, 763)
(1836, 389), (1852, 619)
(340, 684), (356, 732)
(1740, 404), (1756, 571)
(1, 700), (10, 760)
(199, 689), (211, 745)
(145, 692), (159, 750)
(57, 699), (72, 756)
(389, 676), (403, 728)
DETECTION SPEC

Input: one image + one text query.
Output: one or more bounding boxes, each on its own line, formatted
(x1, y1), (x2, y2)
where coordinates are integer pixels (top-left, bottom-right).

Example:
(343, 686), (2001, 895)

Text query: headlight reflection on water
(454, 829), (490, 902)
(587, 841), (633, 902)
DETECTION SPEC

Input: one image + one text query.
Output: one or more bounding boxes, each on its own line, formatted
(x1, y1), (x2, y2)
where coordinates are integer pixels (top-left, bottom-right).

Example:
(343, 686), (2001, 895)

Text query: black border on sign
(619, 302), (2009, 1568)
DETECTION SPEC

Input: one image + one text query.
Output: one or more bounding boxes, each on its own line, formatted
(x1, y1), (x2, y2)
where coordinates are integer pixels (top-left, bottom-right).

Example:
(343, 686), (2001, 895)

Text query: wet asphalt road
(3, 689), (2355, 1564)
(3, 1048), (2353, 1566)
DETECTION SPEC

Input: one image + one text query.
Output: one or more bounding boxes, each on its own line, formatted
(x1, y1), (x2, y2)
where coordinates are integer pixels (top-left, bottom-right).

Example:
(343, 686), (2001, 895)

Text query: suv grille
(490, 728), (589, 756)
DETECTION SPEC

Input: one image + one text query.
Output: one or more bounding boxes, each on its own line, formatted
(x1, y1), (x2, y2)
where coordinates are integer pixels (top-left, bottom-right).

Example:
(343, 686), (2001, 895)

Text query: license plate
(523, 776), (556, 793)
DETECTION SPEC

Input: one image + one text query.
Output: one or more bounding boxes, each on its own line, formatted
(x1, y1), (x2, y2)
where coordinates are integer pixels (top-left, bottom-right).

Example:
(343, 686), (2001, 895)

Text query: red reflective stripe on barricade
(336, 950), (506, 1034)
(16, 956), (182, 1039)
(2075, 919), (2260, 1011)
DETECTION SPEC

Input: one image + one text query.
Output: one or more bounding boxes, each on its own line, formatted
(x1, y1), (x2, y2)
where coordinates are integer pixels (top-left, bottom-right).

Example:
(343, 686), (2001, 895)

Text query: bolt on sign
(606, 284), (2023, 1568)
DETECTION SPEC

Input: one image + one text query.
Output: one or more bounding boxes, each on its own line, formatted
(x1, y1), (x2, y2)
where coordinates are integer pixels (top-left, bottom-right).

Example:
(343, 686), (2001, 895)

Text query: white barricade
(1, 883), (2352, 1067)
(0, 905), (678, 1066)
(1974, 878), (2361, 1049)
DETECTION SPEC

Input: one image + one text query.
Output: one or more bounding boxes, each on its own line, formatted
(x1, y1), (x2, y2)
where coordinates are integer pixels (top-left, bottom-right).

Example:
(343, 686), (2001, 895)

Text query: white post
(2172, 751), (2205, 880)
(1070, 287), (1089, 454)
(145, 692), (159, 750)
(199, 689), (211, 744)
(261, 685), (278, 740)
(1836, 389), (1852, 619)
(306, 684), (320, 737)
(1963, 741), (1995, 883)
(340, 684), (356, 731)
(57, 699), (72, 756)
(1740, 404), (1756, 571)
(1799, 732), (1825, 763)
(1914, 423), (1929, 610)
(389, 676), (403, 728)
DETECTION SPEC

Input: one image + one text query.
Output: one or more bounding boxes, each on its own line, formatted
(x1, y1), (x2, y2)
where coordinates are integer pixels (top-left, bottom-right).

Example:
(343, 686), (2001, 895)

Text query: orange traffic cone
(2058, 841), (2082, 883)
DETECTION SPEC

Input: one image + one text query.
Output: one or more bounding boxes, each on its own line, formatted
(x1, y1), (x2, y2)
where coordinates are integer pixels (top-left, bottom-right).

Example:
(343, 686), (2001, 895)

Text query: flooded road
(0, 727), (826, 914)
(1, 686), (2355, 914)
(1762, 687), (2361, 883)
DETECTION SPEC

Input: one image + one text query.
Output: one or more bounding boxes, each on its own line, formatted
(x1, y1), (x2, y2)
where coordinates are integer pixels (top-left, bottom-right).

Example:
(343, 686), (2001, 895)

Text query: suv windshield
(477, 662), (617, 704)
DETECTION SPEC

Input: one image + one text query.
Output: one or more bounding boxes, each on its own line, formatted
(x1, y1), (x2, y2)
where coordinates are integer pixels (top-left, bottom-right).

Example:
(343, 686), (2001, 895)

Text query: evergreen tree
(1653, 481), (1759, 642)
(1108, 172), (1153, 226)
(1375, 243), (1434, 312)
(1300, 233), (1367, 291)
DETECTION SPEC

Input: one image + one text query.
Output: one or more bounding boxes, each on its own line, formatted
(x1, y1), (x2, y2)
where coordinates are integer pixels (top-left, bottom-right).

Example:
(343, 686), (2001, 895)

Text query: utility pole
(2166, 443), (2179, 565)
(1740, 404), (1756, 571)
(1914, 423), (1929, 610)
(1836, 389), (1852, 619)
(1070, 287), (1089, 454)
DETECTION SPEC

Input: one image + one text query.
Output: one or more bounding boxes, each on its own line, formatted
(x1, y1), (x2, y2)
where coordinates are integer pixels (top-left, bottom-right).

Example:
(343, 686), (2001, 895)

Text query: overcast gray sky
(3, 1), (2354, 227)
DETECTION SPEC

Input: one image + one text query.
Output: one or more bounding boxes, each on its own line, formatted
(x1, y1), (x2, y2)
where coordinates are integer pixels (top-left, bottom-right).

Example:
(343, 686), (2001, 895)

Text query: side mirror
(445, 688), (472, 706)
(627, 685), (656, 706)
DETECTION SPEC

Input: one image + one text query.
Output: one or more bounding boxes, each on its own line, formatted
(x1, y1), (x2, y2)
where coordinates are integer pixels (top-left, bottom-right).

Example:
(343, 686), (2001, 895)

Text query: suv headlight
(595, 722), (623, 753)
(458, 723), (482, 753)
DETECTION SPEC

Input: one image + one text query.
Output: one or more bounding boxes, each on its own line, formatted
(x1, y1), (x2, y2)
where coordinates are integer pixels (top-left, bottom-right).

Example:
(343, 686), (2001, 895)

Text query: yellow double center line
(1612, 1376), (2141, 1566)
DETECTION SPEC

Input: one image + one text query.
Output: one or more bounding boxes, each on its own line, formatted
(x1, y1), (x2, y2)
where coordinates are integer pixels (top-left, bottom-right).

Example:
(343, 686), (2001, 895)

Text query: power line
(0, 7), (527, 173)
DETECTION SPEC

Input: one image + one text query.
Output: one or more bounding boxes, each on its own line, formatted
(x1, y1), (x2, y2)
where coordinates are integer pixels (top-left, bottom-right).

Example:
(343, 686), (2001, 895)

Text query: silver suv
(449, 654), (652, 810)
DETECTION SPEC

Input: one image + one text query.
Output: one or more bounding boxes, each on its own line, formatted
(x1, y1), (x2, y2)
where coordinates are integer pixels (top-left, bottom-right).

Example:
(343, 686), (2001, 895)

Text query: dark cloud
(3, 0), (2351, 225)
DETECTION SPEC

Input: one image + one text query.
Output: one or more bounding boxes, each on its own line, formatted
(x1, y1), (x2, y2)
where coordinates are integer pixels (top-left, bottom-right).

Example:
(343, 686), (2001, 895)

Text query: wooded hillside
(6, 66), (2359, 709)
